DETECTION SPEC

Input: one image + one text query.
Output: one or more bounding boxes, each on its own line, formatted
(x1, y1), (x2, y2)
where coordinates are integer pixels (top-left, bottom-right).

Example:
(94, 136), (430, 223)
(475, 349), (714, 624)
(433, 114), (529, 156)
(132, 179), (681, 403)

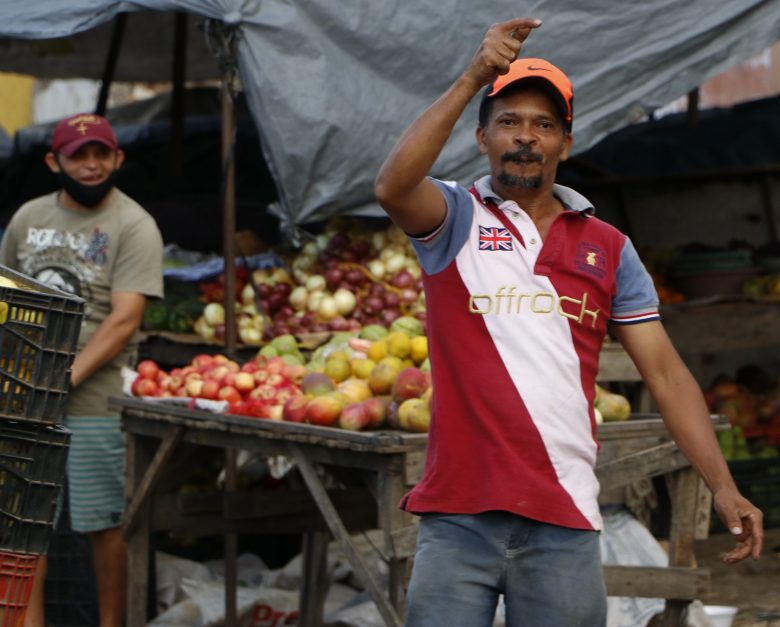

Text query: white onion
(307, 290), (325, 312)
(333, 288), (357, 315)
(203, 302), (225, 326)
(289, 286), (309, 311)
(385, 253), (407, 274)
(306, 274), (326, 292)
(301, 241), (319, 257)
(372, 231), (387, 251)
(380, 245), (404, 262)
(241, 283), (255, 306)
(318, 295), (339, 320)
(368, 259), (386, 279)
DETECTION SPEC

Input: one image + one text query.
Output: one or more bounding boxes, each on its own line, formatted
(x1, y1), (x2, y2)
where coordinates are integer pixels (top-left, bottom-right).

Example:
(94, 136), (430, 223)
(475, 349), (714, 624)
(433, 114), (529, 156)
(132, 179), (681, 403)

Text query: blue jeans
(404, 512), (607, 627)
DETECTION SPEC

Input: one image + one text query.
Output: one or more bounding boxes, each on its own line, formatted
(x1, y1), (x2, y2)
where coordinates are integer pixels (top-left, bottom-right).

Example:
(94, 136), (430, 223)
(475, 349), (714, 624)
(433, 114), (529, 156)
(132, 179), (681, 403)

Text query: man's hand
(464, 18), (542, 89)
(712, 487), (764, 563)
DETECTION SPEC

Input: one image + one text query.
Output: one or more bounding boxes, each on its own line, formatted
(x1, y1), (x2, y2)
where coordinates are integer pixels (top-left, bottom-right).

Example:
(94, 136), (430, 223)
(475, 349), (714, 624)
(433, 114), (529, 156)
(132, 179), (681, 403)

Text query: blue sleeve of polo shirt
(611, 237), (661, 325)
(409, 178), (473, 276)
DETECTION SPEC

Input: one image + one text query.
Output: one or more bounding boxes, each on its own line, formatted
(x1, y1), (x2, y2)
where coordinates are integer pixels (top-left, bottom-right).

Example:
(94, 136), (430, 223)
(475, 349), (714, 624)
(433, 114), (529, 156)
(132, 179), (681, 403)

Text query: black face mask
(57, 169), (117, 208)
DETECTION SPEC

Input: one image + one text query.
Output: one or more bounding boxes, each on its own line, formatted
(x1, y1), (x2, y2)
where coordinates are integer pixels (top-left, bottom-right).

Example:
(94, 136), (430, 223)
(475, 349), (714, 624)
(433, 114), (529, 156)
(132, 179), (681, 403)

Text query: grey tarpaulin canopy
(1, 0), (779, 237)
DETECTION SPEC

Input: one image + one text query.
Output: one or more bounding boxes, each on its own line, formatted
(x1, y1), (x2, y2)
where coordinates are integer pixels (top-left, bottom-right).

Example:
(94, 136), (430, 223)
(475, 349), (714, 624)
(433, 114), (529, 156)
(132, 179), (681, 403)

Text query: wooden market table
(112, 397), (726, 627)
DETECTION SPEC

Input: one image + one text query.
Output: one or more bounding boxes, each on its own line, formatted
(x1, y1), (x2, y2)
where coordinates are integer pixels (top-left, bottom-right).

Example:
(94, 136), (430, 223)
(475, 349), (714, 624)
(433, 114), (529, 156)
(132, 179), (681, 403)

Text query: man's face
(45, 142), (124, 185)
(476, 87), (572, 193)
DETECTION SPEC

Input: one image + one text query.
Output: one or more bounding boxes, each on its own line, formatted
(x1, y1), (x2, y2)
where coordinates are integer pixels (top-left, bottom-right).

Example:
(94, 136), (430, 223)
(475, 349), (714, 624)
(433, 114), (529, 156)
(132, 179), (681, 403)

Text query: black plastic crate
(0, 421), (70, 554)
(44, 483), (99, 627)
(0, 264), (84, 425)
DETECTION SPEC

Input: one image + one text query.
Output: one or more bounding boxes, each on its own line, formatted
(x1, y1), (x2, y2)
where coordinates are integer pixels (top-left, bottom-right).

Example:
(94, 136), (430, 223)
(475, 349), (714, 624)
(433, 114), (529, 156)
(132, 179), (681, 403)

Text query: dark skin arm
(613, 321), (763, 563)
(374, 17), (541, 234)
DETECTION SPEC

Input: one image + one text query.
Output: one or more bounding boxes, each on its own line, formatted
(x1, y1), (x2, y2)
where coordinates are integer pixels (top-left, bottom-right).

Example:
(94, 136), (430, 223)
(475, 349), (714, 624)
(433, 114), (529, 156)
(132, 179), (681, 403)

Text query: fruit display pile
(702, 367), (780, 460)
(129, 317), (432, 433)
(149, 218), (427, 347)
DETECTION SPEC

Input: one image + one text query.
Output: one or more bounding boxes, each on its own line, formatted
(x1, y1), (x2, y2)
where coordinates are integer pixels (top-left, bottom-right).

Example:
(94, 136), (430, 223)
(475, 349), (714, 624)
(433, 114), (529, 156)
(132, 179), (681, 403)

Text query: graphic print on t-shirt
(18, 226), (111, 320)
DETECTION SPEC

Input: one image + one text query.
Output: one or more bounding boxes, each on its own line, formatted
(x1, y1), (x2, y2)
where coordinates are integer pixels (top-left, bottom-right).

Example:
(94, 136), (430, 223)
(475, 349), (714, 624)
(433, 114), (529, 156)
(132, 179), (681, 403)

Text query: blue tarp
(0, 0), (778, 237)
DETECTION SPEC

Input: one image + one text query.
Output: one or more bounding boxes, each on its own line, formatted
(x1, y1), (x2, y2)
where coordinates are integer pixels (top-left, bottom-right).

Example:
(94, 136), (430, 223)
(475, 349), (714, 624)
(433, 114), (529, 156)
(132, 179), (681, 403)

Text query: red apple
(253, 369), (270, 384)
(186, 378), (204, 398)
(131, 376), (158, 397)
(136, 359), (160, 381)
(200, 379), (220, 400)
(218, 386), (242, 405)
(192, 354), (215, 372)
(206, 365), (230, 383)
(248, 384), (277, 401)
(166, 375), (184, 393)
(234, 372), (256, 394)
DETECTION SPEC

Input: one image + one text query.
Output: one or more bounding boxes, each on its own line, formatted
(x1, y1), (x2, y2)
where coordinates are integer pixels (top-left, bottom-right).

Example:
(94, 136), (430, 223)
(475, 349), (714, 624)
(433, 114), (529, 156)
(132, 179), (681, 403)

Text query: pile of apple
(130, 354), (307, 420)
(130, 326), (433, 432)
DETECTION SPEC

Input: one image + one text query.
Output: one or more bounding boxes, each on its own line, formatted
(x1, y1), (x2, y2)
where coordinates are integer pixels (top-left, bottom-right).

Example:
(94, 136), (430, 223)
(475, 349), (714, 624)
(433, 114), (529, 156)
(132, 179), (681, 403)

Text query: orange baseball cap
(52, 113), (118, 157)
(481, 58), (573, 128)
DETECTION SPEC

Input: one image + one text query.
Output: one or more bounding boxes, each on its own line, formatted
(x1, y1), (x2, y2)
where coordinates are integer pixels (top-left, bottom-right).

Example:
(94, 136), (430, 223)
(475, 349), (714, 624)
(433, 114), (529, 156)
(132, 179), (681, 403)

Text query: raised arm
(613, 321), (764, 563)
(374, 17), (541, 234)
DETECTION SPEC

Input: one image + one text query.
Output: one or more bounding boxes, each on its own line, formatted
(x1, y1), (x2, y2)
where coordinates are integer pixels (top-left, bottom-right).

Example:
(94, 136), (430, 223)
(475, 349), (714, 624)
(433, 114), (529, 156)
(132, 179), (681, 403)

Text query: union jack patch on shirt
(478, 226), (513, 251)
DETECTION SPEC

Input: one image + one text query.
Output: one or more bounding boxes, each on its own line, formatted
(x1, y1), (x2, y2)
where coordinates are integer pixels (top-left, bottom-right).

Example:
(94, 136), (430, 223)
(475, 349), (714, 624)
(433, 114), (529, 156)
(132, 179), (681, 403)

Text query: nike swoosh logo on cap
(527, 66), (551, 71)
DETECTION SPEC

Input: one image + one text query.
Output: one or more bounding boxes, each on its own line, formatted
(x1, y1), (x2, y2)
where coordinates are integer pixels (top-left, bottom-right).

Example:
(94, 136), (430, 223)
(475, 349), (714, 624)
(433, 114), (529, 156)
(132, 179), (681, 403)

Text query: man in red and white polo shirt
(375, 17), (763, 627)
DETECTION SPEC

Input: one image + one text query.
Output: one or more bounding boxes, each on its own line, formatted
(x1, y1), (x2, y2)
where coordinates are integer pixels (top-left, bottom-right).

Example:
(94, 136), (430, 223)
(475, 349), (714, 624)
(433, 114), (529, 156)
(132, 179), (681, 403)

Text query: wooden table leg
(661, 468), (701, 627)
(289, 445), (403, 627)
(124, 431), (156, 627)
(299, 530), (330, 627)
(378, 464), (411, 615)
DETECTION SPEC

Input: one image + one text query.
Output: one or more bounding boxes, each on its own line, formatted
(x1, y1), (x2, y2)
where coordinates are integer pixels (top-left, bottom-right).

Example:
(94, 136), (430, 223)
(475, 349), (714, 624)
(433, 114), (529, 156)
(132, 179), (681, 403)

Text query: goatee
(497, 171), (543, 189)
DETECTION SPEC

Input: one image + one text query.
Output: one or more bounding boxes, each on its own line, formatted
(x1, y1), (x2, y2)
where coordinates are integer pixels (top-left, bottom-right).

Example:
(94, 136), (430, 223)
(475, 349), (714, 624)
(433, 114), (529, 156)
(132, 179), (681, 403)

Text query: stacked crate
(0, 265), (83, 626)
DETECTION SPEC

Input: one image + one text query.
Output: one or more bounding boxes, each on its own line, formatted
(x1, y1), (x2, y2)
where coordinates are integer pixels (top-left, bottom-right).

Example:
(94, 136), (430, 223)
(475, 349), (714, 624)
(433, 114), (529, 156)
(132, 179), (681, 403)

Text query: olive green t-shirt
(0, 189), (164, 416)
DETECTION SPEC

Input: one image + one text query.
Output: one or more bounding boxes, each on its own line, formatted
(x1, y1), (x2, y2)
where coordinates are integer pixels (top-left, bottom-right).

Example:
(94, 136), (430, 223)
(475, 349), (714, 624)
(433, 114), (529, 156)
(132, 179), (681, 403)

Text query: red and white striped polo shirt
(400, 176), (659, 530)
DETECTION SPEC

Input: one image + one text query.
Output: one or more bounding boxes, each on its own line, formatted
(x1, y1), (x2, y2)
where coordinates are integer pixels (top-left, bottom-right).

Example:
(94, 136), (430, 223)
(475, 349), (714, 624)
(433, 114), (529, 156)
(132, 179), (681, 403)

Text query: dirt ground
(695, 527), (780, 626)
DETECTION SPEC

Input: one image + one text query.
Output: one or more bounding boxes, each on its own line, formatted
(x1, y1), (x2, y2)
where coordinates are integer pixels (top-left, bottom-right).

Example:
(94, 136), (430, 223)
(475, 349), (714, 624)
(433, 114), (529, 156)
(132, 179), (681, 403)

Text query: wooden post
(377, 461), (411, 614)
(224, 448), (239, 626)
(661, 468), (701, 626)
(125, 431), (155, 627)
(299, 531), (330, 627)
(221, 65), (238, 358)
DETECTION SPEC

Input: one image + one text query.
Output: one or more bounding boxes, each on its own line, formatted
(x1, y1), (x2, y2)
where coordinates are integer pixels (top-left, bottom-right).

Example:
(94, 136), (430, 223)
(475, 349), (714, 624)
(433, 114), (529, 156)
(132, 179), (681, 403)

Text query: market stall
(111, 388), (726, 627)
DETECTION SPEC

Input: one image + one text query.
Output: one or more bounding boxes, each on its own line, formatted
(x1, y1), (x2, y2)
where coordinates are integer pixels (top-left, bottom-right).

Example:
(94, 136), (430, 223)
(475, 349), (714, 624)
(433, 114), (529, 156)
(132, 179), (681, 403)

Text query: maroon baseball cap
(51, 113), (118, 157)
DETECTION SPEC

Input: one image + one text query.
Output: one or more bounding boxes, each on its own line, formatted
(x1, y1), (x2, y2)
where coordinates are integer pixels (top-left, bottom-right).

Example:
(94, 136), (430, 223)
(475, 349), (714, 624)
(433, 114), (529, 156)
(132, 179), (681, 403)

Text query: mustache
(501, 147), (543, 163)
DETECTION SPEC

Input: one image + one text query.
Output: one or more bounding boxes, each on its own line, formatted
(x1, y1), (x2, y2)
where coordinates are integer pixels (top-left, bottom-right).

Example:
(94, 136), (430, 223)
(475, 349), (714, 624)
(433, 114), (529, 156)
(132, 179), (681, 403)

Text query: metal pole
(95, 13), (127, 115)
(170, 12), (188, 179)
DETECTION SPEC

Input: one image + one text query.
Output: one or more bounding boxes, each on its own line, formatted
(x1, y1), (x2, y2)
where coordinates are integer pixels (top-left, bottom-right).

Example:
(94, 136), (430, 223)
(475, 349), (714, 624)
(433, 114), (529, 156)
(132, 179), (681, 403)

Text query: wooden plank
(662, 301), (780, 354)
(403, 450), (426, 486)
(603, 566), (709, 599)
(596, 442), (690, 492)
(122, 426), (183, 536)
(113, 396), (426, 453)
(378, 462), (413, 613)
(290, 444), (403, 627)
(125, 433), (156, 627)
(299, 531), (330, 627)
(390, 523), (419, 560)
(662, 468), (702, 626)
(598, 342), (642, 382)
